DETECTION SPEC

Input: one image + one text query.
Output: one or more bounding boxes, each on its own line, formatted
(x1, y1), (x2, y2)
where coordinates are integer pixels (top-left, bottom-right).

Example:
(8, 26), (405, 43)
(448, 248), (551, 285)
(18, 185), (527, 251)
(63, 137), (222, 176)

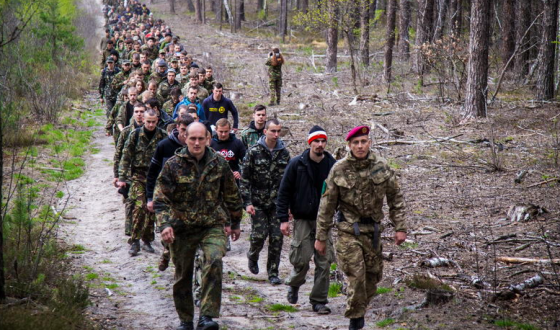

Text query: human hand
(395, 232), (407, 245)
(233, 171), (241, 180)
(314, 240), (326, 256)
(246, 205), (255, 216)
(280, 222), (290, 236)
(161, 227), (175, 244)
(112, 178), (119, 187)
(147, 201), (154, 213)
(117, 181), (127, 188)
(225, 226), (241, 241)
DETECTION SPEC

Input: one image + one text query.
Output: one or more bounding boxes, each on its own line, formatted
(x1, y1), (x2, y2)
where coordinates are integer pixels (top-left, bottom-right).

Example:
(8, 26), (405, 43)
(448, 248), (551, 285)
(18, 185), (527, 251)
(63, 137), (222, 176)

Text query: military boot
(142, 241), (155, 253)
(349, 317), (365, 330)
(196, 315), (219, 330)
(177, 321), (194, 330)
(248, 258), (259, 274)
(287, 286), (299, 304)
(158, 255), (169, 271)
(129, 240), (140, 256)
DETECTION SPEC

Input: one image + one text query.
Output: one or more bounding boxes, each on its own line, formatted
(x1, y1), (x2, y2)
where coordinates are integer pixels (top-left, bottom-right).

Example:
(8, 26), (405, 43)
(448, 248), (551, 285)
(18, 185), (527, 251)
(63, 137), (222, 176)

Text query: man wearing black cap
(276, 125), (336, 314)
(314, 125), (407, 330)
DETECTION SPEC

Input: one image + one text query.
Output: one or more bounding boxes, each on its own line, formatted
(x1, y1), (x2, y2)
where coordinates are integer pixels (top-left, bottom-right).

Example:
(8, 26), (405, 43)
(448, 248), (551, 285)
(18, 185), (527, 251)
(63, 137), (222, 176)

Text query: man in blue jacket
(276, 125), (336, 314)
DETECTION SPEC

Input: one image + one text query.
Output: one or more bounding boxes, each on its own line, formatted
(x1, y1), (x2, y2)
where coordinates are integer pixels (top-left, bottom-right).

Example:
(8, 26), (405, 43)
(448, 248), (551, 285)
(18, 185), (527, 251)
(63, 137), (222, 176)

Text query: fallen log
(492, 274), (544, 301)
(497, 257), (560, 265)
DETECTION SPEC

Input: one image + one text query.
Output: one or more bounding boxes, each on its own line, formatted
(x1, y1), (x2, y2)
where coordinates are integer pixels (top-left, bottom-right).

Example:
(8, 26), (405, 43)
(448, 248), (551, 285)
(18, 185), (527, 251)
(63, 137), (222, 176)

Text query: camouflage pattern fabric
(316, 150), (406, 318)
(157, 79), (179, 103)
(99, 67), (120, 116)
(118, 127), (167, 183)
(141, 44), (159, 60)
(239, 123), (263, 149)
(148, 72), (165, 85)
(101, 48), (112, 68)
(285, 219), (333, 305)
(124, 195), (134, 236)
(181, 84), (209, 103)
(129, 177), (155, 242)
(246, 206), (283, 277)
(153, 147), (243, 231)
(113, 123), (136, 179)
(266, 58), (282, 104)
(106, 99), (123, 139)
(110, 70), (132, 97)
(169, 226), (226, 322)
(162, 99), (176, 116)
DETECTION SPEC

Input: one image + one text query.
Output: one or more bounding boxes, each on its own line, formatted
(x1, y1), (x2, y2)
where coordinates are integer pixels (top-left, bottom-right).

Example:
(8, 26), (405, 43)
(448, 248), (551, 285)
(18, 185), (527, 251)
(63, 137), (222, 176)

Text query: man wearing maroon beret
(314, 125), (407, 330)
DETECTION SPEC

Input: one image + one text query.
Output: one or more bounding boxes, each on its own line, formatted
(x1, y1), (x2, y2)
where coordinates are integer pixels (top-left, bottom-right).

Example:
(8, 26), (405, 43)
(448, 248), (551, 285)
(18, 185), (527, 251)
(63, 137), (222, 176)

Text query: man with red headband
(276, 125), (336, 314)
(314, 125), (407, 330)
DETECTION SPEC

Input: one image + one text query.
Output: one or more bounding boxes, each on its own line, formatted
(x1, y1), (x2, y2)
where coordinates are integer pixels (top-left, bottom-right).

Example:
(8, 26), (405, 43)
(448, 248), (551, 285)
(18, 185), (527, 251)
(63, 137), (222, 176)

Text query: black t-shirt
(309, 154), (331, 194)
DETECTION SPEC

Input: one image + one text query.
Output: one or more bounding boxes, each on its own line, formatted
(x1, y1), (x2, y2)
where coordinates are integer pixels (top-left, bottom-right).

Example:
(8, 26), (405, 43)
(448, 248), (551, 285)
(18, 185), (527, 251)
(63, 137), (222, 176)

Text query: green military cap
(170, 57), (178, 62)
(122, 59), (131, 65)
(159, 49), (166, 54)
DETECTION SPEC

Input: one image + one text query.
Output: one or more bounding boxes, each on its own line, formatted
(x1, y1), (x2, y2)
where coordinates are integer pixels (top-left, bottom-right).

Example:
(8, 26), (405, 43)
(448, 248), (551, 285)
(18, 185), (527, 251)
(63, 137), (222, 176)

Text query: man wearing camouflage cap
(149, 59), (168, 85)
(99, 57), (120, 117)
(157, 68), (179, 103)
(314, 125), (407, 330)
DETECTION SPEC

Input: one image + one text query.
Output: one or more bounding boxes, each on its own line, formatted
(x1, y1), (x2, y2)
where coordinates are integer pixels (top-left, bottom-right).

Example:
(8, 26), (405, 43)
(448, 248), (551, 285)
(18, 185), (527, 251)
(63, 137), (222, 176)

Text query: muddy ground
(61, 1), (560, 329)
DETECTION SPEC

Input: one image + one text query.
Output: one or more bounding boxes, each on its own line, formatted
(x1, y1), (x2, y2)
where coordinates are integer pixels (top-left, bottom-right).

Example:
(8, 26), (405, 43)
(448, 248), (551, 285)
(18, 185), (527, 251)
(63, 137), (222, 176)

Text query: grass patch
(376, 286), (393, 294)
(376, 318), (395, 327)
(247, 295), (264, 303)
(85, 273), (98, 281)
(494, 319), (540, 330)
(328, 282), (343, 297)
(398, 241), (418, 249)
(267, 303), (298, 312)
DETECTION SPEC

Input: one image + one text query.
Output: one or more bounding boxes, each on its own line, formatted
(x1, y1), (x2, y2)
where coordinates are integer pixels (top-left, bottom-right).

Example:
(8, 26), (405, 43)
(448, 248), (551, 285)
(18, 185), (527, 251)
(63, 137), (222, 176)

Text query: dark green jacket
(118, 126), (167, 182)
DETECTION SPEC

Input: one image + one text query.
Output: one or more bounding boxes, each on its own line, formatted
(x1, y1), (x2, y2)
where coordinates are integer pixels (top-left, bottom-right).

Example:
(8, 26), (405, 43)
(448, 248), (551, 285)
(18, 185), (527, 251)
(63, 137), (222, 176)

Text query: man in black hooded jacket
(211, 118), (246, 181)
(276, 125), (336, 315)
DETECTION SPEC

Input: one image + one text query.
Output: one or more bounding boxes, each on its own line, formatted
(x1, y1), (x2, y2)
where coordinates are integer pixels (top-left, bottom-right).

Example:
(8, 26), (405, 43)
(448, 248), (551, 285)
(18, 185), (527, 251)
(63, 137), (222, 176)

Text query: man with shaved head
(154, 122), (243, 330)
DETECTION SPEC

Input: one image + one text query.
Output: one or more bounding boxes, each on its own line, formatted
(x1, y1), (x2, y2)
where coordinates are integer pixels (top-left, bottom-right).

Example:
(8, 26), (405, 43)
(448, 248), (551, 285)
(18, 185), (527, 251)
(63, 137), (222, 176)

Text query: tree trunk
(501, 0), (515, 71)
(186, 0), (196, 12)
(169, 0), (176, 13)
(359, 0), (371, 66)
(326, 0), (339, 73)
(258, 0), (265, 11)
(449, 0), (462, 36)
(370, 0), (378, 26)
(463, 0), (491, 118)
(194, 0), (203, 22)
(414, 0), (435, 76)
(223, 0), (233, 27)
(278, 0), (288, 41)
(399, 0), (411, 58)
(235, 0), (242, 30)
(433, 0), (449, 40)
(384, 0), (397, 82)
(300, 0), (308, 13)
(514, 0), (530, 78)
(0, 102), (5, 302)
(536, 0), (559, 100)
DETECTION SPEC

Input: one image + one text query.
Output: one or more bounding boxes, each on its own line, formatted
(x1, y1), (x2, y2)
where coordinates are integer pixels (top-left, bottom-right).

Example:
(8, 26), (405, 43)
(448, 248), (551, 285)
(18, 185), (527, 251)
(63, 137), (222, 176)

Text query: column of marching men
(99, 2), (408, 330)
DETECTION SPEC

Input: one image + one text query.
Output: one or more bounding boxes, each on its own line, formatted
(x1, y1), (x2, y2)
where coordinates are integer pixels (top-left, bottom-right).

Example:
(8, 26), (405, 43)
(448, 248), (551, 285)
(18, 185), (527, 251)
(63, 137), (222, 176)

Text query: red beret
(346, 125), (370, 141)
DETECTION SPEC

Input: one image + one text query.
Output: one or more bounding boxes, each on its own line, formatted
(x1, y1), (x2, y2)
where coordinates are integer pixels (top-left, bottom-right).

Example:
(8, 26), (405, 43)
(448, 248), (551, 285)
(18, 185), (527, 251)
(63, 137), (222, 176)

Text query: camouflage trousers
(112, 127), (121, 147)
(269, 77), (282, 104)
(123, 195), (134, 236)
(129, 179), (155, 243)
(170, 225), (226, 322)
(285, 219), (334, 305)
(336, 230), (384, 319)
(247, 206), (283, 278)
(161, 243), (203, 304)
(104, 97), (116, 118)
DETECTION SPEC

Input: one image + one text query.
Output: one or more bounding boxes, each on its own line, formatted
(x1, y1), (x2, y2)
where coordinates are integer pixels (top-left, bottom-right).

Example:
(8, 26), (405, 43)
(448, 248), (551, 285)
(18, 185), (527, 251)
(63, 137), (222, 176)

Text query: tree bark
(501, 0), (516, 71)
(258, 0), (265, 11)
(194, 0), (203, 23)
(235, 0), (242, 30)
(399, 0), (410, 59)
(169, 0), (176, 13)
(0, 101), (5, 302)
(186, 0), (196, 12)
(326, 0), (339, 73)
(514, 0), (530, 78)
(463, 0), (491, 118)
(300, 0), (308, 13)
(414, 0), (435, 77)
(536, 0), (559, 100)
(370, 0), (377, 26)
(384, 0), (397, 82)
(278, 0), (288, 41)
(449, 0), (462, 36)
(433, 0), (449, 40)
(359, 0), (370, 66)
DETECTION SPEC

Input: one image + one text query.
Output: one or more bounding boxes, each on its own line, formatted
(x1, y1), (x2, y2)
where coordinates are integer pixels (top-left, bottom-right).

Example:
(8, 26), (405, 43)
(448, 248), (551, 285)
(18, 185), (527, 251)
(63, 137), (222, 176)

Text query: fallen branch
(497, 257), (560, 265)
(526, 178), (559, 188)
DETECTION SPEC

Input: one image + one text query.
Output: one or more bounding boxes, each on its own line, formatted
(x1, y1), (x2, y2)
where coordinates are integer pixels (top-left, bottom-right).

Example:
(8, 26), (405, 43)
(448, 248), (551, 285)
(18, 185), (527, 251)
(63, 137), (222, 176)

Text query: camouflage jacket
(157, 79), (180, 103)
(149, 72), (166, 86)
(106, 99), (124, 134)
(140, 44), (158, 60)
(118, 126), (167, 182)
(239, 121), (264, 149)
(202, 79), (214, 93)
(154, 147), (243, 230)
(181, 84), (209, 103)
(110, 70), (132, 95)
(265, 58), (282, 79)
(316, 151), (406, 241)
(239, 136), (290, 209)
(99, 67), (120, 100)
(120, 48), (133, 61)
(113, 121), (141, 178)
(162, 99), (177, 116)
(101, 48), (112, 68)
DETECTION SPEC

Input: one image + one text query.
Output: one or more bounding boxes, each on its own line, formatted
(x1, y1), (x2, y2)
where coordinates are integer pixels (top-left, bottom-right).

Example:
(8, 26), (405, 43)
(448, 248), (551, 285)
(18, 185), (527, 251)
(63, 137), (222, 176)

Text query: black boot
(196, 315), (219, 330)
(129, 240), (140, 256)
(349, 317), (365, 330)
(248, 258), (259, 274)
(287, 286), (299, 304)
(142, 241), (155, 253)
(177, 321), (194, 330)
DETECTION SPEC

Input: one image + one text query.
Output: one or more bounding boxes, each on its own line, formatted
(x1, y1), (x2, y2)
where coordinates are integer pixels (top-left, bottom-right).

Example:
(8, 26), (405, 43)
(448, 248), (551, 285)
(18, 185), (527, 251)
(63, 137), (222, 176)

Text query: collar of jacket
(175, 146), (218, 165)
(346, 150), (376, 169)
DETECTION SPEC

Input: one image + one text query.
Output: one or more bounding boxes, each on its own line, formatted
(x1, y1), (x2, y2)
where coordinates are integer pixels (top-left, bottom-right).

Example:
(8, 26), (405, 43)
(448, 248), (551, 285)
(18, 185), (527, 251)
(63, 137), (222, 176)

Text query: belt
(338, 212), (380, 250)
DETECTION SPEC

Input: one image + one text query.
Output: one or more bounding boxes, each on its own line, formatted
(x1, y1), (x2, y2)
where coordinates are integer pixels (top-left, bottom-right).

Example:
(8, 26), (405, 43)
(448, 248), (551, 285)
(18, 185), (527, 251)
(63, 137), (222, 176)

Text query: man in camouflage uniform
(157, 68), (179, 104)
(141, 36), (158, 61)
(265, 48), (283, 106)
(106, 90), (128, 145)
(116, 87), (138, 132)
(121, 38), (134, 61)
(155, 122), (243, 330)
(118, 108), (167, 256)
(239, 104), (267, 149)
(181, 72), (208, 103)
(204, 66), (215, 92)
(240, 118), (290, 285)
(176, 64), (190, 89)
(130, 53), (142, 72)
(149, 59), (168, 85)
(314, 125), (407, 330)
(111, 59), (133, 97)
(99, 57), (120, 117)
(113, 103), (145, 236)
(162, 87), (182, 117)
(101, 39), (116, 68)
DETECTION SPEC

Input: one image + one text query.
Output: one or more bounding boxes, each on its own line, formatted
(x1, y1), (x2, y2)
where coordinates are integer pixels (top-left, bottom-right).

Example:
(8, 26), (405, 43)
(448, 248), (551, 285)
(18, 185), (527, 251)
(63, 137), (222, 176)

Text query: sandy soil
(60, 1), (560, 329)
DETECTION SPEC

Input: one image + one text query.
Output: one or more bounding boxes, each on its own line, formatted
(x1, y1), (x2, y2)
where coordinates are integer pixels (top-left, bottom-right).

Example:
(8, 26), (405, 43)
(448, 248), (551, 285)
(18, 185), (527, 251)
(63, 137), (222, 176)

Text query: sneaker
(287, 286), (299, 304)
(158, 256), (169, 271)
(142, 241), (155, 253)
(248, 259), (259, 274)
(269, 276), (282, 285)
(349, 317), (365, 330)
(196, 315), (219, 330)
(312, 303), (331, 315)
(177, 321), (194, 330)
(128, 240), (140, 256)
